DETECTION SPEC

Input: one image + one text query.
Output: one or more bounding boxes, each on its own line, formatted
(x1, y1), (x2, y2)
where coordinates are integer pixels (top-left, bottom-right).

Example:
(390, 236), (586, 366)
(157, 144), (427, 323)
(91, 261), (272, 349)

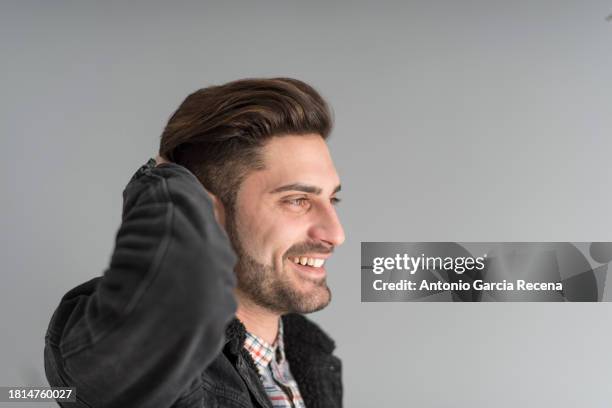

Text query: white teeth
(291, 256), (326, 268)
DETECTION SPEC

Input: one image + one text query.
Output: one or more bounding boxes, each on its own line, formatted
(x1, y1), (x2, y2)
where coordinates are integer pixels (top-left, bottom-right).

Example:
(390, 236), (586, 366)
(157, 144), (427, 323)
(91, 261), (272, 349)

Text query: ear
(155, 154), (170, 166)
(205, 189), (227, 230)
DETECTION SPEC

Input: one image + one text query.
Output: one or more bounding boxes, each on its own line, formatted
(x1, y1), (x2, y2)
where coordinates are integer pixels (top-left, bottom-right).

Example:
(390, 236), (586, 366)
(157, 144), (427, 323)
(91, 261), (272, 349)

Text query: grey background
(1, 1), (611, 406)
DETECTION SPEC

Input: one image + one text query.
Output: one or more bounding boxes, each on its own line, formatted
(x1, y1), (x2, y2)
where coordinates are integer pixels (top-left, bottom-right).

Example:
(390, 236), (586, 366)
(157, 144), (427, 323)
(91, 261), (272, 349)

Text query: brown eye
(288, 198), (309, 207)
(331, 197), (341, 206)
(282, 196), (311, 211)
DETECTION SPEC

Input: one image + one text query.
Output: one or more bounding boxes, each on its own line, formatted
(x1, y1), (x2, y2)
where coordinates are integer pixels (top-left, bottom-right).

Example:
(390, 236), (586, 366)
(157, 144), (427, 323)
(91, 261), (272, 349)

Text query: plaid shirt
(243, 320), (306, 408)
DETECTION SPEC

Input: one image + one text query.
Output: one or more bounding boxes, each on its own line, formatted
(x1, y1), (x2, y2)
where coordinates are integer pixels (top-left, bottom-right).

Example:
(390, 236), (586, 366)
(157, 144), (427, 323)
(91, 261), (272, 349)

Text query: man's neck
(235, 290), (281, 345)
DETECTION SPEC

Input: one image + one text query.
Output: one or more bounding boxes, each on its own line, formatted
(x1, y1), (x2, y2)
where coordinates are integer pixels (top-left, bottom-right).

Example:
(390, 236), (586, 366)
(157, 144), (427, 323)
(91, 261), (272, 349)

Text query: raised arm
(44, 159), (237, 407)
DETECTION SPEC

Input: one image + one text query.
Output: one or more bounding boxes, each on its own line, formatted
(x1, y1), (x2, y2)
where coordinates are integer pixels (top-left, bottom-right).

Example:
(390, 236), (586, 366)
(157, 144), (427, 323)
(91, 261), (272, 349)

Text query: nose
(308, 203), (346, 248)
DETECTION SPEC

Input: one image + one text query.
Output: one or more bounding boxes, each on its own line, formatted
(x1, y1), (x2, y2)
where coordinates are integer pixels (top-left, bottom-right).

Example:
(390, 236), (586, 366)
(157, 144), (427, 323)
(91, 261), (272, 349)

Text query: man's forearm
(44, 160), (237, 407)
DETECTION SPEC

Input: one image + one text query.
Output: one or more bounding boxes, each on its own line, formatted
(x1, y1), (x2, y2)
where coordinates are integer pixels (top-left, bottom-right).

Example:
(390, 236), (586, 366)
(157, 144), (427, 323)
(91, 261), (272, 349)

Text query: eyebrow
(270, 183), (341, 195)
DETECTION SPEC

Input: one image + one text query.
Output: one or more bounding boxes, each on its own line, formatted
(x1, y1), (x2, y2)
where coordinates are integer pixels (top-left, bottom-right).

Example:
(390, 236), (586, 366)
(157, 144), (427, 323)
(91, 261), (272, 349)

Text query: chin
(290, 283), (332, 314)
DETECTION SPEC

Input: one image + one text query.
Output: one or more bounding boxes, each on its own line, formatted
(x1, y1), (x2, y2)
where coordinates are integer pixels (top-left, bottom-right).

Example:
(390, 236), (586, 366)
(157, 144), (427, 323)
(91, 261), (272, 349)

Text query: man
(44, 78), (345, 408)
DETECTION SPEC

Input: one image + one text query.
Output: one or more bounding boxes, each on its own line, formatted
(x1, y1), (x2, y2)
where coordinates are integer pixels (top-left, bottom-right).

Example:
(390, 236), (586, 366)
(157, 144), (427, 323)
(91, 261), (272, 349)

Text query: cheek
(233, 203), (288, 262)
(239, 210), (308, 265)
(261, 221), (303, 264)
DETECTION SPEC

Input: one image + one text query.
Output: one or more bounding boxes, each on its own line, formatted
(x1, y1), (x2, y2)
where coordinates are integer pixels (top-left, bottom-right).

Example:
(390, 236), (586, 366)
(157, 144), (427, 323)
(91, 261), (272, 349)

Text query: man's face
(226, 134), (345, 314)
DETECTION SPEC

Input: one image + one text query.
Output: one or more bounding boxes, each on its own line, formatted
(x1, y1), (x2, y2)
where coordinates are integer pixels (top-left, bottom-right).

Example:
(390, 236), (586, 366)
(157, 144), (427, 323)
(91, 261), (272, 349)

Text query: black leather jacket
(44, 159), (342, 407)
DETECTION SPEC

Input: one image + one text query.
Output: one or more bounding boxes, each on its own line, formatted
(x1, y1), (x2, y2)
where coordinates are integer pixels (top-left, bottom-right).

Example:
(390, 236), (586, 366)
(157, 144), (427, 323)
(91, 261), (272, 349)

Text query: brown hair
(159, 77), (333, 209)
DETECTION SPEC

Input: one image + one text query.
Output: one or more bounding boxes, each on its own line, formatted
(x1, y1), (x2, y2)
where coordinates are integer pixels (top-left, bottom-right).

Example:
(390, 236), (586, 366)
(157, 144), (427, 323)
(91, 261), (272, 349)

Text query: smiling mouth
(289, 256), (326, 268)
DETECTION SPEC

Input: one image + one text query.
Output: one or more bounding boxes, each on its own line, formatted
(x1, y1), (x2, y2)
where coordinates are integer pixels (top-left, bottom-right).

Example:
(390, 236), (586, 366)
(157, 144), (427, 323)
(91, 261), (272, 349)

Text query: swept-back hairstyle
(159, 77), (333, 209)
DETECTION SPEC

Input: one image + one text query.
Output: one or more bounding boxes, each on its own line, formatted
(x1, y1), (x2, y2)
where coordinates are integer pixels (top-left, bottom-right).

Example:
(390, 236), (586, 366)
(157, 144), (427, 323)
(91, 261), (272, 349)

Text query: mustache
(285, 242), (334, 257)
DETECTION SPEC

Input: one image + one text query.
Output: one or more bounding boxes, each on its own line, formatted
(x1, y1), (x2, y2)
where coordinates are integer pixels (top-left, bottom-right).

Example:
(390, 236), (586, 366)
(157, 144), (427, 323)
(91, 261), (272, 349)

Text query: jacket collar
(224, 313), (340, 408)
(224, 313), (336, 358)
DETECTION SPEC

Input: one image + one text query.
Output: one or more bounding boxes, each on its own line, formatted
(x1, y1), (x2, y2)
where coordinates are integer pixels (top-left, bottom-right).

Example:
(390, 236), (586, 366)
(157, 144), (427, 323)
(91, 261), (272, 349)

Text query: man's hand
(154, 154), (227, 229)
(44, 158), (237, 407)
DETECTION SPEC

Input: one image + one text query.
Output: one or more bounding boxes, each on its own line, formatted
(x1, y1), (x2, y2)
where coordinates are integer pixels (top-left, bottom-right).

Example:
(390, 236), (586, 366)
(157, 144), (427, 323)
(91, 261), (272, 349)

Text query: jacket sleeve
(44, 161), (237, 407)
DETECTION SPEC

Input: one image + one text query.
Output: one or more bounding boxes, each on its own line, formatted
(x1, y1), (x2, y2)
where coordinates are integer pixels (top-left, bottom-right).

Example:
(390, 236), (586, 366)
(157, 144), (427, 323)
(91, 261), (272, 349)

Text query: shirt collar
(243, 319), (286, 368)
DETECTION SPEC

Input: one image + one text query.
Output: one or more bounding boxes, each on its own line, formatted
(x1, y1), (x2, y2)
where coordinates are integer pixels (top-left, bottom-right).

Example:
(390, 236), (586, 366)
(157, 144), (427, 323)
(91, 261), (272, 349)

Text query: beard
(225, 212), (332, 314)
